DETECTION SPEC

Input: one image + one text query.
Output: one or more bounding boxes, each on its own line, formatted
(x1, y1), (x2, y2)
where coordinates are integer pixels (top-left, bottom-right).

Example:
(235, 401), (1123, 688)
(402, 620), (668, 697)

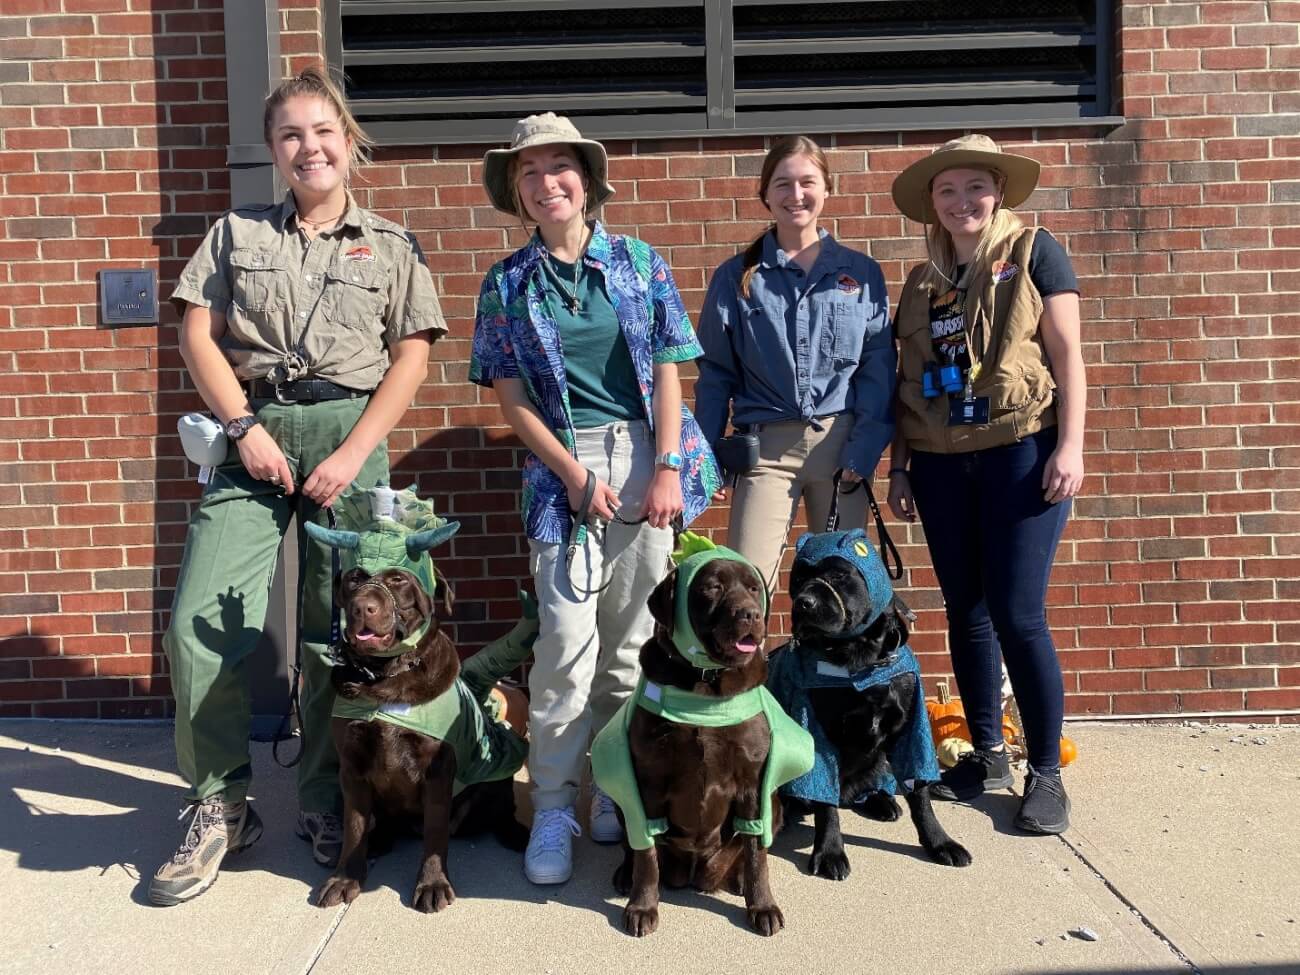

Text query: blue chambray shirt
(694, 230), (895, 476)
(471, 221), (721, 544)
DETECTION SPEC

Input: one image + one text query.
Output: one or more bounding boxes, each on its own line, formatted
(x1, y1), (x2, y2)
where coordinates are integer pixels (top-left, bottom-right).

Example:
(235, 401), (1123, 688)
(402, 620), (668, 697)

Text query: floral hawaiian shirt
(471, 222), (721, 544)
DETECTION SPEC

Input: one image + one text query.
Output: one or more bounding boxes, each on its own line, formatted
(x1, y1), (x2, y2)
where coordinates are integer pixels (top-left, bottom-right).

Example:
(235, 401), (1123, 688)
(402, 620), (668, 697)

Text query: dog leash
(566, 467), (683, 597)
(273, 507), (342, 768)
(828, 471), (903, 580)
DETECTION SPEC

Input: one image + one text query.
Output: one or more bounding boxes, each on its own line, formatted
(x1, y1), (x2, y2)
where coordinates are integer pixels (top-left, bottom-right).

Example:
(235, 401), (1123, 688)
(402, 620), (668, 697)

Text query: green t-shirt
(543, 256), (644, 428)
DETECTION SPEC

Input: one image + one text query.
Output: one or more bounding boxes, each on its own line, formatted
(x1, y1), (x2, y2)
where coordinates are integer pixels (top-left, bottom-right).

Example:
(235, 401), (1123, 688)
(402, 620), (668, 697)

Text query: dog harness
(768, 529), (941, 804)
(591, 674), (813, 850)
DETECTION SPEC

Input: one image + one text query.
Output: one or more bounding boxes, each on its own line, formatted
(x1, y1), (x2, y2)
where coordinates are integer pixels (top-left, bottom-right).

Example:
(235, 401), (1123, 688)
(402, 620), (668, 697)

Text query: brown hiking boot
(149, 795), (263, 906)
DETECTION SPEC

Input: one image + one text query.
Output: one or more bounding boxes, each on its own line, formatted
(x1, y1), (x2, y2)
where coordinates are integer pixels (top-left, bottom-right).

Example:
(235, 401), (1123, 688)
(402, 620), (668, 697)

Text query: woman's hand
(1042, 444), (1084, 504)
(642, 468), (684, 530)
(237, 425), (295, 494)
(840, 468), (863, 484)
(887, 471), (916, 523)
(565, 468), (619, 522)
(711, 487), (728, 503)
(303, 443), (368, 508)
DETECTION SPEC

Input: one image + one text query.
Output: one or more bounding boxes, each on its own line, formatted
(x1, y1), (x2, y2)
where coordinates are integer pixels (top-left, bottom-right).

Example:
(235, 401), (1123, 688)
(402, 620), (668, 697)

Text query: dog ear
(647, 569), (677, 629)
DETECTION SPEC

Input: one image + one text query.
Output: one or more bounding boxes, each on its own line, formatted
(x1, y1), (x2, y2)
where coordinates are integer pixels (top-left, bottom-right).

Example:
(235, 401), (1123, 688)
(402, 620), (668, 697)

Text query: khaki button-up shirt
(171, 195), (446, 391)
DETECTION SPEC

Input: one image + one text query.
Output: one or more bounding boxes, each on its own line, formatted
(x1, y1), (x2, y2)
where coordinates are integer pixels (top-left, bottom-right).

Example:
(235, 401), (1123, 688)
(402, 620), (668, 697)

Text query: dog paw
(859, 791), (902, 822)
(623, 903), (659, 937)
(928, 839), (973, 868)
(412, 878), (456, 913)
(747, 903), (785, 936)
(809, 848), (851, 881)
(315, 875), (361, 907)
(337, 681), (363, 700)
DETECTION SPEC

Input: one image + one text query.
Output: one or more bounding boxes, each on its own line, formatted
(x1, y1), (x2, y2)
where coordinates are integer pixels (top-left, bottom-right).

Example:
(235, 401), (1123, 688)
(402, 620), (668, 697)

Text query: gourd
(937, 736), (974, 768)
(1059, 736), (1078, 766)
(926, 681), (970, 744)
(488, 683), (529, 735)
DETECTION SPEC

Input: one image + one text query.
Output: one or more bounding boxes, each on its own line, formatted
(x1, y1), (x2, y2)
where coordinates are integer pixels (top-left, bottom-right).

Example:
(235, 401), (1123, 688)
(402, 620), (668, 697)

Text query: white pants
(526, 420), (674, 811)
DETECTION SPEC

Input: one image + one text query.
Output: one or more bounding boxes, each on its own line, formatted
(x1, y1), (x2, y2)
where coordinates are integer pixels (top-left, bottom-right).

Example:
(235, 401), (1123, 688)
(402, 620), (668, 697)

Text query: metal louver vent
(325, 0), (1118, 144)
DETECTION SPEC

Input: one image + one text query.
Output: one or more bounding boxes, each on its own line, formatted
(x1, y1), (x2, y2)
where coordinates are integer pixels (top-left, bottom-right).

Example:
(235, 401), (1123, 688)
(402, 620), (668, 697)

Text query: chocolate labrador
(316, 566), (528, 913)
(592, 550), (813, 937)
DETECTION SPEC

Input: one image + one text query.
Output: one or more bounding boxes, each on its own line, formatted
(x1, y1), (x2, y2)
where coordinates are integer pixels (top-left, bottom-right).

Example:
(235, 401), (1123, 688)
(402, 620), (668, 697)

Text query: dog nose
(734, 603), (760, 625)
(793, 591), (818, 616)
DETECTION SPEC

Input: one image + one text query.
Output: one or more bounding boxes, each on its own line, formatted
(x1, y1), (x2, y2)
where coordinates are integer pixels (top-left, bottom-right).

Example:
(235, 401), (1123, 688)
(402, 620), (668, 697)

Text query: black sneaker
(1015, 769), (1070, 834)
(931, 747), (1013, 801)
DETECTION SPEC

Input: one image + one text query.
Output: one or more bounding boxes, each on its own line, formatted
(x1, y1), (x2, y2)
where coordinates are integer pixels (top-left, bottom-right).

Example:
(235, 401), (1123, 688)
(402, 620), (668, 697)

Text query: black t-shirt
(929, 230), (1077, 371)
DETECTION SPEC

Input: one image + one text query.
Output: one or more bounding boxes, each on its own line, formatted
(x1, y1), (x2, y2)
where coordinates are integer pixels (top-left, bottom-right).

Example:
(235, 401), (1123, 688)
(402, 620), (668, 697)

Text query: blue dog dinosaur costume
(305, 484), (538, 794)
(590, 533), (814, 850)
(767, 528), (940, 804)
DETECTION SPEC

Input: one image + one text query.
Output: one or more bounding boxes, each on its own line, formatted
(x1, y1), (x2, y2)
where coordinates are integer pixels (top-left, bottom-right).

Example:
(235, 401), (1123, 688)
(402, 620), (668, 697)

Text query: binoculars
(922, 361), (964, 399)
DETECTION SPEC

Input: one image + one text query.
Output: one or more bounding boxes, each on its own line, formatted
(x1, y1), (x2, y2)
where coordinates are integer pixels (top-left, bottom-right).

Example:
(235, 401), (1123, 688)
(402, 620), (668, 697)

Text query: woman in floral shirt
(472, 113), (720, 885)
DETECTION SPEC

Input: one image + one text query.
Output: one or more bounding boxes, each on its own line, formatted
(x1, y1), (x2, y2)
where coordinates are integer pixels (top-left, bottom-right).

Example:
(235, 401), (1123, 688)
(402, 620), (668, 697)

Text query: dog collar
(671, 547), (767, 671)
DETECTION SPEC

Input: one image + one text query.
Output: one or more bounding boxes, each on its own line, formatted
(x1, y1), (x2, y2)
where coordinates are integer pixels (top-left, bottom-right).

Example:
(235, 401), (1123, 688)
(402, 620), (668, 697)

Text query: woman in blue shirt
(471, 113), (720, 886)
(695, 136), (895, 589)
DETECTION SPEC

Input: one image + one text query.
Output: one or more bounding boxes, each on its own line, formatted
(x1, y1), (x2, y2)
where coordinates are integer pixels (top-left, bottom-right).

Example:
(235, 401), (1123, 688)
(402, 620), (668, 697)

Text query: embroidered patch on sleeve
(992, 260), (1019, 283)
(836, 274), (861, 295)
(345, 246), (375, 263)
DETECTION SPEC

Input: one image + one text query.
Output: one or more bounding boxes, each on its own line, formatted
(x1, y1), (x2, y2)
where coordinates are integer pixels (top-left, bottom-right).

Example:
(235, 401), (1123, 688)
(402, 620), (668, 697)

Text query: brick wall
(1, 0), (1297, 720)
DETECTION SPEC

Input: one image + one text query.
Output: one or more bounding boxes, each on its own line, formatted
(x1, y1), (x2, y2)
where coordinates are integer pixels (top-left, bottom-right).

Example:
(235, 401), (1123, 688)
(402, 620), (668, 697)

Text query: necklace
(543, 226), (591, 313)
(298, 207), (346, 232)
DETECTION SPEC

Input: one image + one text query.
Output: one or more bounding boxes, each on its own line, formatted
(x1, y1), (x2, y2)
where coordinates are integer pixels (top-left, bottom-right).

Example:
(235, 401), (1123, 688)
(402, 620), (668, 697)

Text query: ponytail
(738, 226), (774, 300)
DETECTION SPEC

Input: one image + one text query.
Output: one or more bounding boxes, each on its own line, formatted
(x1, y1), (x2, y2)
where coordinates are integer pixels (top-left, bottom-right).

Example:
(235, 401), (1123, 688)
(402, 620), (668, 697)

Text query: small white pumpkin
(937, 736), (974, 769)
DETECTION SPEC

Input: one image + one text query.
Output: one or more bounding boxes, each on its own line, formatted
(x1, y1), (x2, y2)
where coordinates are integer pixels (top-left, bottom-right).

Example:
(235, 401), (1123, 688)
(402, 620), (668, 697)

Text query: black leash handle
(274, 506), (342, 768)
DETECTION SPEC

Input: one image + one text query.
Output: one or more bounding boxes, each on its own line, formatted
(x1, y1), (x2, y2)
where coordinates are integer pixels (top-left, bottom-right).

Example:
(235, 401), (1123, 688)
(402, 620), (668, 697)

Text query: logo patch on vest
(836, 274), (861, 295)
(991, 260), (1019, 283)
(344, 246), (375, 263)
(853, 540), (870, 558)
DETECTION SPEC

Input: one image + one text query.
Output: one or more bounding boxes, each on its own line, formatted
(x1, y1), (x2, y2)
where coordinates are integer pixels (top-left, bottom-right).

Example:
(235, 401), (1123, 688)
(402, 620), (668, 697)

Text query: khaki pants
(163, 396), (387, 813)
(526, 420), (674, 812)
(727, 413), (869, 590)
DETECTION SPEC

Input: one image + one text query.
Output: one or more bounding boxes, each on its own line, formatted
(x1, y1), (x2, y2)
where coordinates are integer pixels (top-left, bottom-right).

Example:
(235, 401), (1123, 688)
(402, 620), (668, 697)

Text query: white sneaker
(588, 783), (622, 844)
(524, 806), (580, 885)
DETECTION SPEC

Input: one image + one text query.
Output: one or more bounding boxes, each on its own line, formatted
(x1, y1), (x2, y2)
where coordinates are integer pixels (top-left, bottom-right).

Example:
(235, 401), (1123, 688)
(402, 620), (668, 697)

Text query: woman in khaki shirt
(150, 67), (446, 906)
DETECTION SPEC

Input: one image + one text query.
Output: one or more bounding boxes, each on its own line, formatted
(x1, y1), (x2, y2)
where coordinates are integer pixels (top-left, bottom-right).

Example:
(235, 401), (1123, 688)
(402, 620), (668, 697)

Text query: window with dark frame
(325, 0), (1119, 145)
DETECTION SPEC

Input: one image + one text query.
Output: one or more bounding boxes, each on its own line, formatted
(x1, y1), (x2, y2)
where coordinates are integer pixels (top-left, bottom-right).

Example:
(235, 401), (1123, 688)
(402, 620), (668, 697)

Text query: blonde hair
(916, 168), (1023, 295)
(739, 135), (830, 299)
(263, 65), (372, 176)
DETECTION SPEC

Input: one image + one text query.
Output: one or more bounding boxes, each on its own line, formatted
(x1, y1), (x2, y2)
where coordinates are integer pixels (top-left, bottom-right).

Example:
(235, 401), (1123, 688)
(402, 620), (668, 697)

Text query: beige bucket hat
(482, 112), (616, 217)
(891, 133), (1040, 223)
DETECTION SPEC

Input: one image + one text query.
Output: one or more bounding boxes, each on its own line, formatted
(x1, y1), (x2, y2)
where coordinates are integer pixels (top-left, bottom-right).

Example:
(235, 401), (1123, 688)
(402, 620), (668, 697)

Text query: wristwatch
(224, 415), (260, 442)
(655, 451), (684, 471)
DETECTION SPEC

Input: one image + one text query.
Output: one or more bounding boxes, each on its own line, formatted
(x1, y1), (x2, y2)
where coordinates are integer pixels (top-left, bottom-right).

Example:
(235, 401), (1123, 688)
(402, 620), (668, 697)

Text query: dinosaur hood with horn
(304, 483), (460, 593)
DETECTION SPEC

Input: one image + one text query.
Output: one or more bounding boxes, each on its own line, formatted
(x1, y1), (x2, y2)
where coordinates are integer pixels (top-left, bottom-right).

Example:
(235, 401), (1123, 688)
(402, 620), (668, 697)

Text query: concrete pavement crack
(302, 901), (350, 975)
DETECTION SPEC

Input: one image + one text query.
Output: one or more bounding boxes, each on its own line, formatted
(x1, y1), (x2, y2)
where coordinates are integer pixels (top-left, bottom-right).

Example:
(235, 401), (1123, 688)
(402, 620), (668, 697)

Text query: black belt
(247, 378), (371, 403)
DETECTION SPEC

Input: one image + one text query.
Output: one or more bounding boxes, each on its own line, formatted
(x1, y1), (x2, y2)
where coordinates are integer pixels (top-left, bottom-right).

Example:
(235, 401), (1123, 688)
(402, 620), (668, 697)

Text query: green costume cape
(590, 539), (812, 851)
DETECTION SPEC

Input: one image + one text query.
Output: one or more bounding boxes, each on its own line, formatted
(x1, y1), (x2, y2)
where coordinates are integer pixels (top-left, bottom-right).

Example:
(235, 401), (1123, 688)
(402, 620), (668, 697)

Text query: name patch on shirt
(836, 274), (861, 295)
(992, 260), (1019, 283)
(344, 246), (375, 263)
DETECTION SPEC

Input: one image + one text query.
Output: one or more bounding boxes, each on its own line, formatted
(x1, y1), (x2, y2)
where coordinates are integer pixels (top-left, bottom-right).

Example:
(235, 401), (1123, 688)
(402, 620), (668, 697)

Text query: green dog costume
(590, 534), (814, 850)
(306, 485), (537, 792)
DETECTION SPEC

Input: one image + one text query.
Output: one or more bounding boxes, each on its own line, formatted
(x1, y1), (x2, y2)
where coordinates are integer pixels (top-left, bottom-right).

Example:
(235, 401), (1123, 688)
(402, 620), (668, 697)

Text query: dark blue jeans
(909, 428), (1070, 773)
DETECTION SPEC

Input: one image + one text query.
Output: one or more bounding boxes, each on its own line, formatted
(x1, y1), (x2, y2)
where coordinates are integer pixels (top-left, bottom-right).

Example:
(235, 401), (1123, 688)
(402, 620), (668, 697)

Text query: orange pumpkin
(926, 681), (969, 744)
(488, 683), (529, 736)
(1059, 736), (1078, 766)
(1002, 713), (1021, 745)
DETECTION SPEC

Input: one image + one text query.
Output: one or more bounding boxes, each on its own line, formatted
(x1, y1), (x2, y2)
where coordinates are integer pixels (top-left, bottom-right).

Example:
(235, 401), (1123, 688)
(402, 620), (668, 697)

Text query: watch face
(225, 416), (253, 440)
(659, 452), (684, 470)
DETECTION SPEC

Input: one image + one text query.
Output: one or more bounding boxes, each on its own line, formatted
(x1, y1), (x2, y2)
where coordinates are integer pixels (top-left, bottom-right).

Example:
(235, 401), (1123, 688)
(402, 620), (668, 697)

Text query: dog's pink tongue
(736, 637), (759, 654)
(355, 629), (378, 643)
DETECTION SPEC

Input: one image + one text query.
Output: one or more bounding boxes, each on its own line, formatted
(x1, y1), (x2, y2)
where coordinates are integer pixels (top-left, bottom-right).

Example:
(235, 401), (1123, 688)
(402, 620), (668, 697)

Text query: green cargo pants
(163, 396), (387, 813)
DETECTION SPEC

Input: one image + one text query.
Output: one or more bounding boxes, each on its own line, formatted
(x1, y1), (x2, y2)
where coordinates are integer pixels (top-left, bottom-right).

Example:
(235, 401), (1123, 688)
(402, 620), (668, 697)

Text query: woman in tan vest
(887, 135), (1086, 834)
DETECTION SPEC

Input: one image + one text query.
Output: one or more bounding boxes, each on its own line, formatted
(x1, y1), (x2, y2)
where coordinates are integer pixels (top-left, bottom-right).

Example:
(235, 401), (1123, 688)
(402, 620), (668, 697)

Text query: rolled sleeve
(384, 233), (448, 345)
(469, 266), (520, 387)
(170, 219), (231, 317)
(647, 246), (702, 365)
(840, 264), (896, 476)
(693, 262), (742, 446)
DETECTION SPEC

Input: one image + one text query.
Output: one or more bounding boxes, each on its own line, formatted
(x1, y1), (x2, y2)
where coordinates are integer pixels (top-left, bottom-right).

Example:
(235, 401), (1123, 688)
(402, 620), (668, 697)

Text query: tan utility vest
(895, 226), (1057, 454)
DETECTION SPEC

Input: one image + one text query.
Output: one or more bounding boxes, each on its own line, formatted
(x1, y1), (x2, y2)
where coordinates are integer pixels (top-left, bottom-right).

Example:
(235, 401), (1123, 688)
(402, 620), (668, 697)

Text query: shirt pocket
(826, 299), (869, 365)
(229, 247), (290, 313)
(324, 259), (388, 329)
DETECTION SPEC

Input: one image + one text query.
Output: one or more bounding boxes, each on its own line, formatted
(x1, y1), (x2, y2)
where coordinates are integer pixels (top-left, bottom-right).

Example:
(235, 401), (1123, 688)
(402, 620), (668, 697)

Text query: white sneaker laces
(531, 807), (581, 852)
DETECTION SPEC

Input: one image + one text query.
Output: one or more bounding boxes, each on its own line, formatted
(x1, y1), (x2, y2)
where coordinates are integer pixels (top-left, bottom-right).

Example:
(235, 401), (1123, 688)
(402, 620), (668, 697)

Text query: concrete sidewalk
(1, 720), (1297, 975)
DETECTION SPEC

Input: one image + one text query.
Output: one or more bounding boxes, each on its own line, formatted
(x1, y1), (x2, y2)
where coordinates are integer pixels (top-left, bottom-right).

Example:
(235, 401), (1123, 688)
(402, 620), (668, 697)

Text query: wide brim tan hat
(482, 112), (615, 218)
(891, 133), (1040, 223)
